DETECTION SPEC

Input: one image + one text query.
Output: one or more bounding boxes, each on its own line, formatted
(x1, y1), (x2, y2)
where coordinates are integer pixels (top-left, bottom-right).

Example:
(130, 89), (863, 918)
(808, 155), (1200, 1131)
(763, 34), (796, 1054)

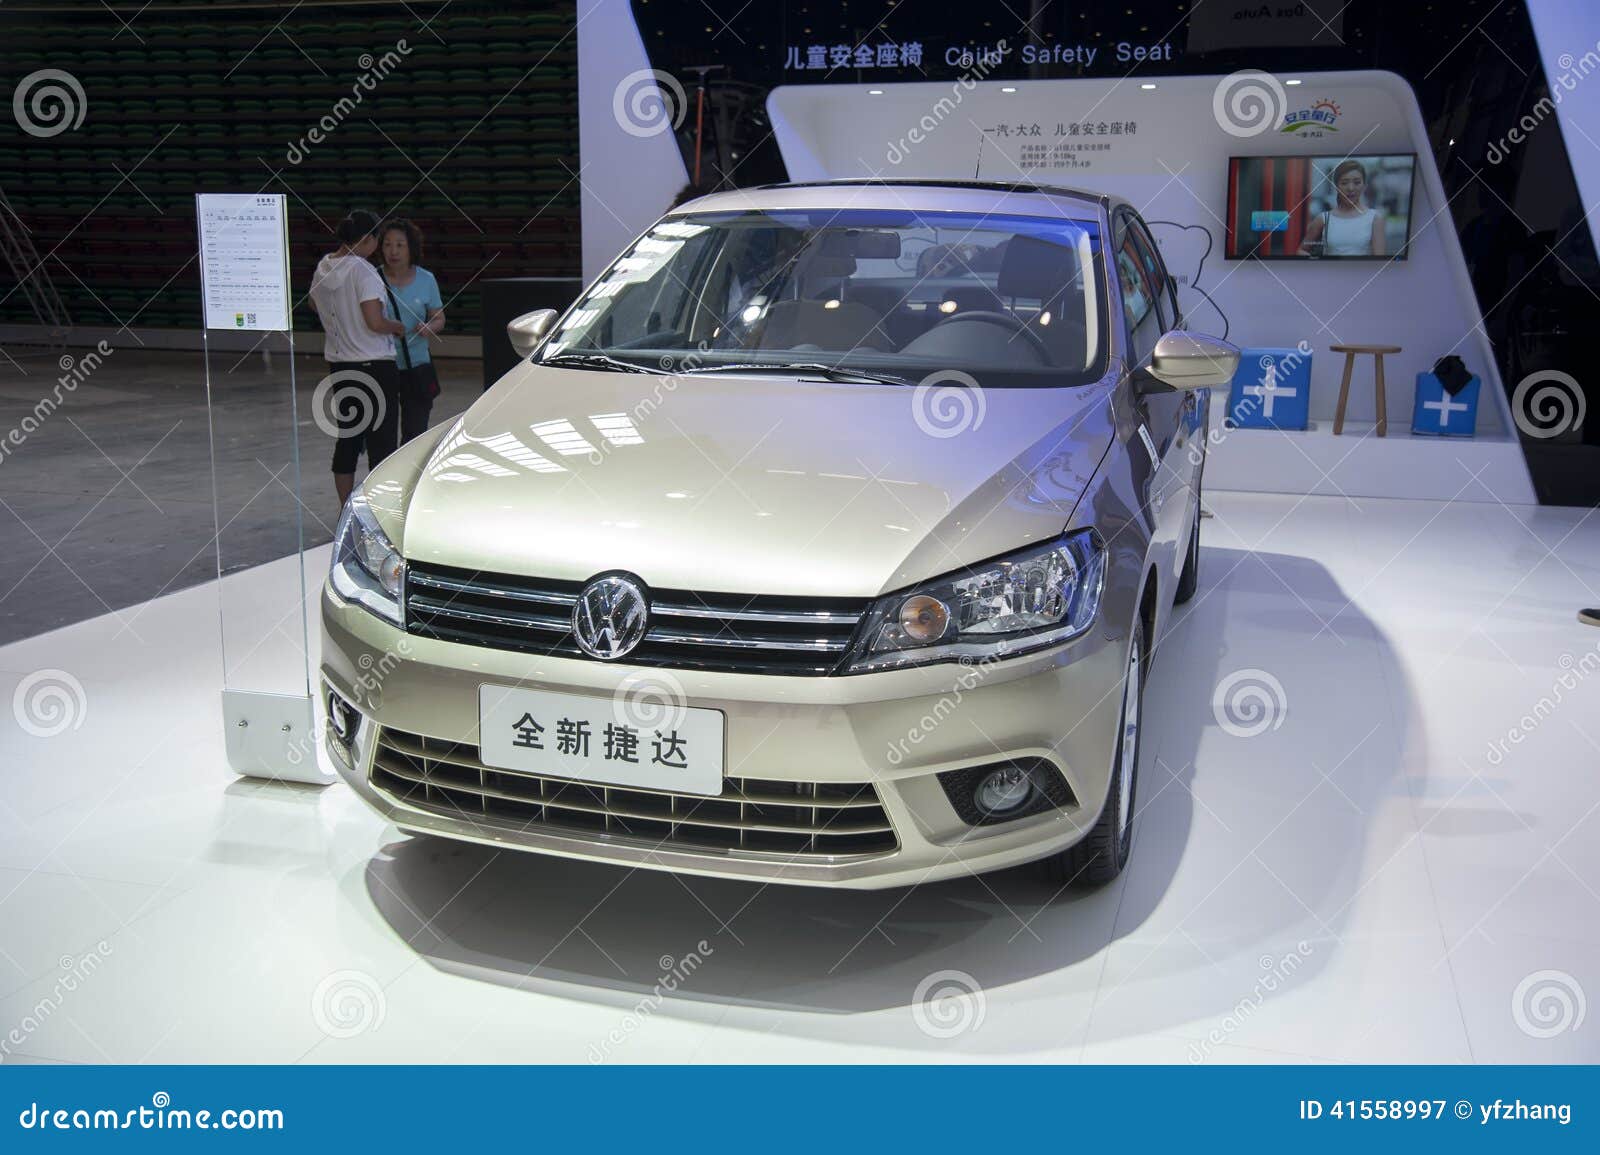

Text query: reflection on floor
(0, 350), (480, 644)
(0, 491), (1597, 1063)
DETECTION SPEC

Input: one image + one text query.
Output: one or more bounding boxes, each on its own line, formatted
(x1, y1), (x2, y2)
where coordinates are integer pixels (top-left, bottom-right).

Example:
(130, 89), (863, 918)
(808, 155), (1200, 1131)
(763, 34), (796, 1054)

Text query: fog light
(326, 690), (358, 748)
(974, 765), (1034, 816)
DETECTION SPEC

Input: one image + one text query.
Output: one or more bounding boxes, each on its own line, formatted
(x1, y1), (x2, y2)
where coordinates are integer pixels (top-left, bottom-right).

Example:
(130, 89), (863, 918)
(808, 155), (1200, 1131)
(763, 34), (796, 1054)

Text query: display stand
(195, 193), (332, 785)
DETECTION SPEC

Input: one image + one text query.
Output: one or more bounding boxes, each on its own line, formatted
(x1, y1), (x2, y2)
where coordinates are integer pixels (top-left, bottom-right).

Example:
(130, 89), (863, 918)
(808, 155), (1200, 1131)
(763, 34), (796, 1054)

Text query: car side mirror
(507, 308), (557, 359)
(1140, 330), (1239, 392)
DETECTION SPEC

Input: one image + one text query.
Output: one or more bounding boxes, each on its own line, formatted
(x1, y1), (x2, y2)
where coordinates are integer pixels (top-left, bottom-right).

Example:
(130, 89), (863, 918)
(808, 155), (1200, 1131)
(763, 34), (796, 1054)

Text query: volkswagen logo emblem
(571, 573), (649, 660)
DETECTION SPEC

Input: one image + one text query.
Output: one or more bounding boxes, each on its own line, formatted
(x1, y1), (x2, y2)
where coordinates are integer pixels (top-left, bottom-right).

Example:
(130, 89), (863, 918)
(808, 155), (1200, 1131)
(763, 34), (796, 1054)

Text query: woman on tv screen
(1299, 159), (1384, 257)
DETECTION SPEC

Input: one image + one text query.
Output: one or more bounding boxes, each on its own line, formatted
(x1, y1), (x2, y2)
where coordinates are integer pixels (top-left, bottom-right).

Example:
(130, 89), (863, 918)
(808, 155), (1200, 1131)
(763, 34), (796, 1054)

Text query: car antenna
(973, 133), (985, 179)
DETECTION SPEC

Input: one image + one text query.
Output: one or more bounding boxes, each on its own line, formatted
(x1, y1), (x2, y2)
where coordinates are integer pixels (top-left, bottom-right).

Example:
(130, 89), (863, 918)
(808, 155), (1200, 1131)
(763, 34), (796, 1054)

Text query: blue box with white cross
(1226, 347), (1311, 431)
(1410, 371), (1480, 437)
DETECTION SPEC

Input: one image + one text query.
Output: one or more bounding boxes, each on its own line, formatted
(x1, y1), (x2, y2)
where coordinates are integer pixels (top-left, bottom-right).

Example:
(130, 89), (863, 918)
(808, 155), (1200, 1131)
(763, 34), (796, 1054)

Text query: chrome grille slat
(371, 728), (898, 859)
(408, 570), (577, 608)
(647, 626), (849, 652)
(379, 732), (886, 808)
(377, 758), (895, 837)
(404, 562), (868, 676)
(651, 602), (860, 626)
(407, 596), (568, 634)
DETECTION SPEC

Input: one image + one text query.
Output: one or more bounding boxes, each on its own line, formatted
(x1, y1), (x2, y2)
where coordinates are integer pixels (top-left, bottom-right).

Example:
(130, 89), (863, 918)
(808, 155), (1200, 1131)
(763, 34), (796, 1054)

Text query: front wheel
(1038, 618), (1144, 887)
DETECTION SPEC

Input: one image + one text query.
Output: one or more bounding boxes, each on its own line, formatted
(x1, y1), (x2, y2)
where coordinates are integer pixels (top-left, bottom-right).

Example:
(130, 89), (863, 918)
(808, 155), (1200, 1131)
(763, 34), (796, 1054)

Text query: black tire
(1173, 502), (1200, 604)
(1174, 456), (1205, 604)
(1038, 618), (1144, 887)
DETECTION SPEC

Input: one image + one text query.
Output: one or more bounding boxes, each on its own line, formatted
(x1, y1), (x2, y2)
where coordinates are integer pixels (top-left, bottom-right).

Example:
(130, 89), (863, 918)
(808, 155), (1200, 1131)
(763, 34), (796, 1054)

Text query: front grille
(371, 727), (900, 859)
(405, 562), (869, 675)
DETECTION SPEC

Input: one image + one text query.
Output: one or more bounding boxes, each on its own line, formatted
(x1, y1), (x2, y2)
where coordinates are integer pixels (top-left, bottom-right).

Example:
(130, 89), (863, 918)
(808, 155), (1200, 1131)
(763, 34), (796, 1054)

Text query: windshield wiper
(538, 352), (666, 375)
(684, 362), (913, 386)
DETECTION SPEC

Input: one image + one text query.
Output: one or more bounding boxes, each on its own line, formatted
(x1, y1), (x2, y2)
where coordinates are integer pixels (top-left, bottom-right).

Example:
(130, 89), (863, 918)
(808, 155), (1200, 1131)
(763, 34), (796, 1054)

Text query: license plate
(477, 684), (724, 796)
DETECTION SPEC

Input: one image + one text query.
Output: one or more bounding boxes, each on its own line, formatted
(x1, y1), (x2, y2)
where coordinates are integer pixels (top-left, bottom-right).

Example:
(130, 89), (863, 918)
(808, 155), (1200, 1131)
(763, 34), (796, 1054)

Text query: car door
(1114, 210), (1187, 586)
(1128, 211), (1204, 580)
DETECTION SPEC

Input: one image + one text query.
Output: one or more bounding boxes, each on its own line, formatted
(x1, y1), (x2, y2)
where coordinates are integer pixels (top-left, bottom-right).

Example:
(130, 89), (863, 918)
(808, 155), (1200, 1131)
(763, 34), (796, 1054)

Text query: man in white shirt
(309, 210), (408, 506)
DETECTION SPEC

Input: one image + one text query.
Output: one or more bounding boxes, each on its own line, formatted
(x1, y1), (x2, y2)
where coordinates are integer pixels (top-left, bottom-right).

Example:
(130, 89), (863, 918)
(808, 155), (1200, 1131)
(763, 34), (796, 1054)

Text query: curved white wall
(766, 71), (1537, 502)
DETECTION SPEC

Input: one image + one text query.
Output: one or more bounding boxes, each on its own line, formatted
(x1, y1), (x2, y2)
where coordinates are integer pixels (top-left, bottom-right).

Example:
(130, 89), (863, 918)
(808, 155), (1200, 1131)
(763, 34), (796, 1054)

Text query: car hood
(395, 363), (1115, 598)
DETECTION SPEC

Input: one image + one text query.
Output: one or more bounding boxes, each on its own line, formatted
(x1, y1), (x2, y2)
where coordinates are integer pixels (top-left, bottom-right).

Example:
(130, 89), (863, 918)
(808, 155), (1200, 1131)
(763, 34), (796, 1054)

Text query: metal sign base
(221, 689), (333, 786)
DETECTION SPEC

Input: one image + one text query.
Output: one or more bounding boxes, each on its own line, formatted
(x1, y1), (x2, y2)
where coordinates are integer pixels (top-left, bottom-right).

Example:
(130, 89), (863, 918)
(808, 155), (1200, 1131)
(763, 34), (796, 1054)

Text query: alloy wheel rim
(1116, 639), (1141, 839)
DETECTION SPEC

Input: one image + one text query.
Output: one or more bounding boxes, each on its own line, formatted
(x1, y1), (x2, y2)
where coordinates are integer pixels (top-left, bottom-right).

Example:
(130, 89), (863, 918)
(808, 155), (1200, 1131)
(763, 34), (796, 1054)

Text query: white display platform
(2, 493), (1597, 1063)
(1205, 415), (1536, 503)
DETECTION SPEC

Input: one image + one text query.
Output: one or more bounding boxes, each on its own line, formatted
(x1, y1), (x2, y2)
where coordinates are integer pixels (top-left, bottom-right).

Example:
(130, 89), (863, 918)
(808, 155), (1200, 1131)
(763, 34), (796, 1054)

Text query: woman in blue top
(378, 218), (446, 444)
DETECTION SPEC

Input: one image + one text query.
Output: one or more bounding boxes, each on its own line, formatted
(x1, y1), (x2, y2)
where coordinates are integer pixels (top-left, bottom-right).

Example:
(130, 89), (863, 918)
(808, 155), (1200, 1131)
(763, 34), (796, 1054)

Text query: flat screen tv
(1225, 153), (1417, 260)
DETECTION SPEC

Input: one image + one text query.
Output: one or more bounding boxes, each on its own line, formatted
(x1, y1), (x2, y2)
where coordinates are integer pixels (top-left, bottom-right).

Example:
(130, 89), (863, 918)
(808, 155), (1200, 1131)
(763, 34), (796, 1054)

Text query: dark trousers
(327, 359), (401, 474)
(398, 361), (440, 445)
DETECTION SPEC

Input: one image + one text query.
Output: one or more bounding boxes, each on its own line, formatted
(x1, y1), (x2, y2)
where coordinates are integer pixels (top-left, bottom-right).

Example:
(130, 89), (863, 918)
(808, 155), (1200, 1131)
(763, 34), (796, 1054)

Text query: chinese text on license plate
(478, 684), (724, 796)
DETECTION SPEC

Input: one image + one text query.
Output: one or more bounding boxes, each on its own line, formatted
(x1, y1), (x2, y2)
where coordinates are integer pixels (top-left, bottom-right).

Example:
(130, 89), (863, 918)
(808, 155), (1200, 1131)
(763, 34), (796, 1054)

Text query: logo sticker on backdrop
(1281, 98), (1341, 136)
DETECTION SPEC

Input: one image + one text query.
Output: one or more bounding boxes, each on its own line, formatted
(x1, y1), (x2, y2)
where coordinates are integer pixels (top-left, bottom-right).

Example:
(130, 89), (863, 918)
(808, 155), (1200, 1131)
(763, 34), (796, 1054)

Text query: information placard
(195, 192), (291, 331)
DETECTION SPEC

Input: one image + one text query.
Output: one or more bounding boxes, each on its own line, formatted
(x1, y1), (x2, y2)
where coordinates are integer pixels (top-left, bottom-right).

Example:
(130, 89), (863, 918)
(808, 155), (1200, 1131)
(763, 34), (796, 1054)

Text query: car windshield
(539, 208), (1107, 387)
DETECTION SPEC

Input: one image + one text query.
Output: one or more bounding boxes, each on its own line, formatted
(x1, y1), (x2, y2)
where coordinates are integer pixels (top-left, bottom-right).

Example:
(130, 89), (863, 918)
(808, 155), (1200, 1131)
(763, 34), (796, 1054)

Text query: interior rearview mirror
(1142, 330), (1240, 392)
(507, 308), (557, 359)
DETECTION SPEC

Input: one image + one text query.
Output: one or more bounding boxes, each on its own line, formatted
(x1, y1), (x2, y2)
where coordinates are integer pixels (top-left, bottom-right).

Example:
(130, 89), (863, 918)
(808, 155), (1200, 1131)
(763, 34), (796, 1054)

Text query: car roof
(669, 178), (1114, 222)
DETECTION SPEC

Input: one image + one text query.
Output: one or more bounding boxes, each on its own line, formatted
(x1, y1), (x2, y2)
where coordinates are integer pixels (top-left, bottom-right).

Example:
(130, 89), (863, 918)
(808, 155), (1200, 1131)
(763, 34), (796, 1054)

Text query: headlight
(849, 530), (1105, 672)
(329, 495), (405, 625)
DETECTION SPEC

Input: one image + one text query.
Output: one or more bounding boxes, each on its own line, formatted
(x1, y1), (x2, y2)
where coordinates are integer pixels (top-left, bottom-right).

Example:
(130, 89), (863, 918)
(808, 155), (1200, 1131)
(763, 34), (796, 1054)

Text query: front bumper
(321, 584), (1128, 889)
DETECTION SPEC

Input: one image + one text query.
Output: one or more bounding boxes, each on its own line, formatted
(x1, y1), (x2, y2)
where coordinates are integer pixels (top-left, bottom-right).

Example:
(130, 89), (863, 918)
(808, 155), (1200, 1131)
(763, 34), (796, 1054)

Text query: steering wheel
(928, 310), (1052, 363)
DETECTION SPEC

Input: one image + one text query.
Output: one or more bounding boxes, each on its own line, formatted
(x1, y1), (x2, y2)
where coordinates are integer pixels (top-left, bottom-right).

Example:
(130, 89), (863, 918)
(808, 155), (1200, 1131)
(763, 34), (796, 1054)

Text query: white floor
(1, 491), (1598, 1064)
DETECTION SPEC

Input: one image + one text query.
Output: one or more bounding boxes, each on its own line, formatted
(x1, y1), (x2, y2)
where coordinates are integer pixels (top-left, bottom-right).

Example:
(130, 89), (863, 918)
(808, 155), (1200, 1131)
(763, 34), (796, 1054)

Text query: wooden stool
(1329, 344), (1402, 436)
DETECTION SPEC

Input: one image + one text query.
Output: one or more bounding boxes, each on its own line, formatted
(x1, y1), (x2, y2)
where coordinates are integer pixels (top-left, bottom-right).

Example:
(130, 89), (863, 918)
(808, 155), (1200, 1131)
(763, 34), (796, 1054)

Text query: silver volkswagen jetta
(320, 179), (1237, 889)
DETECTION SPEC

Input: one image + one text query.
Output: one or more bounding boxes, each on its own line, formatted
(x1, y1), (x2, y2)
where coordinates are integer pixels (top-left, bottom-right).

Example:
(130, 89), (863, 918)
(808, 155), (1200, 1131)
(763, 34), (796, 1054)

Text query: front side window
(1127, 216), (1176, 331)
(1115, 222), (1165, 368)
(541, 209), (1107, 388)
